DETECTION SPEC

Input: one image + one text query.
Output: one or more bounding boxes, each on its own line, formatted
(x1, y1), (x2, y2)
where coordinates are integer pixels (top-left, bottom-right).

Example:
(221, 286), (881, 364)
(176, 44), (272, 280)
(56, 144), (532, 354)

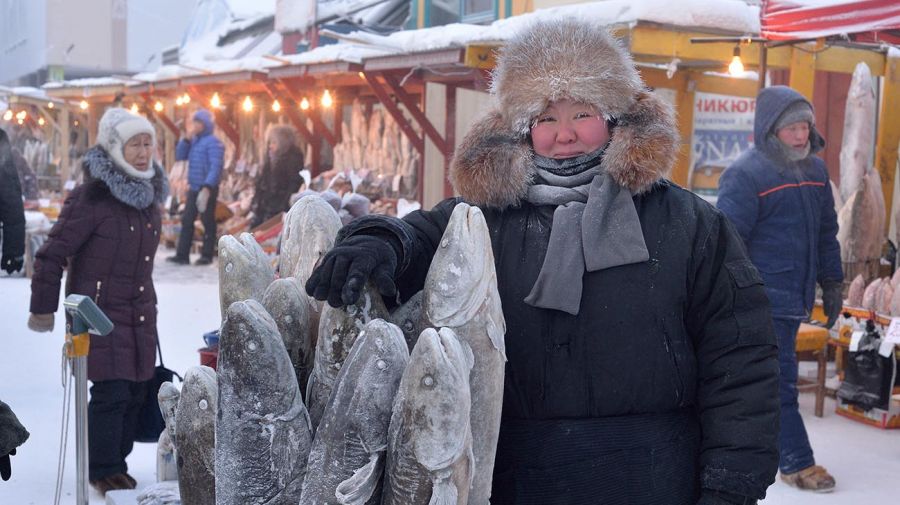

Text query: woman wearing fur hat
(306, 19), (779, 504)
(27, 108), (169, 495)
(250, 124), (305, 228)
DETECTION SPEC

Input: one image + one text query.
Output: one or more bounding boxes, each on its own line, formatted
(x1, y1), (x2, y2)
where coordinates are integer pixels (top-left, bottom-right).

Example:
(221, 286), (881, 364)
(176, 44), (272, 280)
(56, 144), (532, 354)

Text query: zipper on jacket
(95, 280), (102, 305)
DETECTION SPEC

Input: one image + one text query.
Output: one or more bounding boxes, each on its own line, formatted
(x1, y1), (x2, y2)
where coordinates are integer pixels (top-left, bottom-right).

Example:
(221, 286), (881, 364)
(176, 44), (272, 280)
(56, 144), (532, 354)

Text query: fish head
(357, 319), (410, 377)
(405, 327), (472, 471)
(425, 203), (493, 327)
(261, 277), (310, 335)
(179, 365), (218, 417)
(279, 195), (341, 283)
(220, 299), (296, 403)
(218, 233), (268, 281)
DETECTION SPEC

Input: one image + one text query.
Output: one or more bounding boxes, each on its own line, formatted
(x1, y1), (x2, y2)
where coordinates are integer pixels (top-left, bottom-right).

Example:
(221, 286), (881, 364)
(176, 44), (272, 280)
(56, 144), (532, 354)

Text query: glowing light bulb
(154, 101), (164, 112)
(728, 46), (744, 76)
(2, 110), (12, 121)
(130, 103), (139, 114)
(79, 100), (89, 110)
(182, 93), (191, 104)
(175, 96), (184, 106)
(38, 117), (45, 126)
(17, 119), (23, 125)
(299, 97), (310, 111)
(321, 89), (333, 108)
(74, 120), (80, 126)
(242, 96), (253, 112)
(47, 102), (54, 109)
(211, 92), (221, 108)
(358, 72), (366, 79)
(15, 111), (26, 120)
(271, 99), (281, 112)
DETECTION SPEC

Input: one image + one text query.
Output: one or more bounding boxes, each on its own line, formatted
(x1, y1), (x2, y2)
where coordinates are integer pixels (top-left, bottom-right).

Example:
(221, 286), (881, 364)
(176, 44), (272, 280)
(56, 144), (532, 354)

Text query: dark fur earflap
(449, 110), (533, 209)
(602, 91), (680, 195)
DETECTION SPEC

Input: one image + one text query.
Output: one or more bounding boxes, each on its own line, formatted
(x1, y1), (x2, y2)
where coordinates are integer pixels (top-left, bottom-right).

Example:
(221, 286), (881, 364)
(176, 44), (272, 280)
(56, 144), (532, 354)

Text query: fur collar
(450, 90), (679, 209)
(82, 146), (169, 209)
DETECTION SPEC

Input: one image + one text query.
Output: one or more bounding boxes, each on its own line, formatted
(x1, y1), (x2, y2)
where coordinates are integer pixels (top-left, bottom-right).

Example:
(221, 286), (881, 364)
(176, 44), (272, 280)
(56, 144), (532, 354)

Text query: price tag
(884, 317), (900, 345)
(849, 331), (864, 352)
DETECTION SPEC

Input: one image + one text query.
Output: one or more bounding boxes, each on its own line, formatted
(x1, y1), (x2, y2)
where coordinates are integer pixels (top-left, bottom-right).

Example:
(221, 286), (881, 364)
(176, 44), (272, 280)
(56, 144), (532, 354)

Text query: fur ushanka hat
(449, 19), (680, 208)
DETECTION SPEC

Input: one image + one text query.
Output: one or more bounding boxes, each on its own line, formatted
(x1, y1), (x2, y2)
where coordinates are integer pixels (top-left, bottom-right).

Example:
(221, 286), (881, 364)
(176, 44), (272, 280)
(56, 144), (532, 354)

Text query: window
(462, 0), (494, 23)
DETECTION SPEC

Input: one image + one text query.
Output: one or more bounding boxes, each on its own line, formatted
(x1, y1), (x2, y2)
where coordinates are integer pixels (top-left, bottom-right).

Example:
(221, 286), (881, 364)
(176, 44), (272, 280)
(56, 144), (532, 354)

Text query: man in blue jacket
(718, 85), (842, 492)
(168, 109), (224, 265)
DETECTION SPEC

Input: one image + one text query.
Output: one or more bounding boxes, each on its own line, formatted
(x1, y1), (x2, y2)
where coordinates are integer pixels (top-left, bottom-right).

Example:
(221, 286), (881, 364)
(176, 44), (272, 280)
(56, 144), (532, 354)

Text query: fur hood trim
(450, 91), (679, 208)
(491, 19), (643, 136)
(82, 146), (169, 209)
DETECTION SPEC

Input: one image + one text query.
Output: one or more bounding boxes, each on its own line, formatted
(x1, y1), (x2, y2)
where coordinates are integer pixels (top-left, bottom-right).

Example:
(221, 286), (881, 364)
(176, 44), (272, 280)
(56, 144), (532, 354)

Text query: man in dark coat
(306, 19), (779, 505)
(0, 127), (26, 275)
(29, 108), (169, 495)
(251, 124), (304, 228)
(718, 86), (842, 492)
(168, 108), (224, 265)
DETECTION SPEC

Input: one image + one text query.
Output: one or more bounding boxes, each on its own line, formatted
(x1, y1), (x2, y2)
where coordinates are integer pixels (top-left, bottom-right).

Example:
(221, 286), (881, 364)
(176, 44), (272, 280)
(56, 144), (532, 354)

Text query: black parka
(0, 129), (25, 262)
(344, 178), (779, 501)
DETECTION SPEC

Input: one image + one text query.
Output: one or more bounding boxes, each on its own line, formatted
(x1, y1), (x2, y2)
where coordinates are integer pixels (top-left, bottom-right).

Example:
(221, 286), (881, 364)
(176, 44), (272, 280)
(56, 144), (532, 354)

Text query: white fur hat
(97, 107), (156, 179)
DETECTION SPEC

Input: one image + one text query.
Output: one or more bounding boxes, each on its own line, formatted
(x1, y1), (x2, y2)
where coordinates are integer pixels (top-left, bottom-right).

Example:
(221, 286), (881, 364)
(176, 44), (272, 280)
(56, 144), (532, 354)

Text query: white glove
(196, 187), (211, 213)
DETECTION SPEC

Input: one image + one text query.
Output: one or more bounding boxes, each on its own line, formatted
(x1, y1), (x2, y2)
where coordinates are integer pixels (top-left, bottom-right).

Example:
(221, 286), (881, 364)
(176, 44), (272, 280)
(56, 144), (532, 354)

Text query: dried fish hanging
(326, 99), (421, 217)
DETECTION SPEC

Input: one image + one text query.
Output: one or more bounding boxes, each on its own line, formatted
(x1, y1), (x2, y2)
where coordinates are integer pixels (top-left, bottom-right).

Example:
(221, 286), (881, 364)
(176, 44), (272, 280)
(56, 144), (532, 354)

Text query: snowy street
(0, 252), (897, 504)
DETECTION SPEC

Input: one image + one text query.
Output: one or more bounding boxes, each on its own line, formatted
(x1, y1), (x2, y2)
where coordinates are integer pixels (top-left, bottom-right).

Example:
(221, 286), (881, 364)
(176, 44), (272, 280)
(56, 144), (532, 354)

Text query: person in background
(717, 85), (842, 492)
(306, 19), (779, 504)
(250, 124), (304, 228)
(0, 127), (25, 276)
(28, 108), (168, 495)
(0, 399), (29, 482)
(10, 146), (39, 201)
(168, 109), (224, 266)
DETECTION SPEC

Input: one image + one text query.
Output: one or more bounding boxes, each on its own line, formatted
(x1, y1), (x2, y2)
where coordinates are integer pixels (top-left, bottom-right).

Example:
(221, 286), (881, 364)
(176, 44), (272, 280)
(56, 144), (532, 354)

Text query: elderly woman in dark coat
(28, 108), (168, 495)
(250, 124), (305, 228)
(306, 19), (779, 505)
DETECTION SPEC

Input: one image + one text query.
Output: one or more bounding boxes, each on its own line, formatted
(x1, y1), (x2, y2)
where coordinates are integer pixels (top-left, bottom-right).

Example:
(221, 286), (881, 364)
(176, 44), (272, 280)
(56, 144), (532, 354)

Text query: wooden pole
(874, 52), (900, 230)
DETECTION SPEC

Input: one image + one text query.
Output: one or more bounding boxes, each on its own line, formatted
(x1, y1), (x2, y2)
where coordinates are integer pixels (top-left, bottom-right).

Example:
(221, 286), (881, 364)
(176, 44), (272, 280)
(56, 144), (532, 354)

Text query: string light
(242, 96), (253, 112)
(3, 110), (12, 121)
(182, 93), (191, 104)
(210, 92), (221, 108)
(728, 45), (744, 76)
(175, 96), (184, 106)
(17, 119), (23, 125)
(47, 102), (54, 109)
(271, 99), (281, 112)
(79, 100), (89, 110)
(130, 103), (140, 114)
(358, 72), (366, 79)
(321, 89), (333, 108)
(15, 111), (26, 120)
(154, 101), (164, 112)
(299, 97), (310, 111)
(38, 117), (45, 126)
(74, 120), (80, 126)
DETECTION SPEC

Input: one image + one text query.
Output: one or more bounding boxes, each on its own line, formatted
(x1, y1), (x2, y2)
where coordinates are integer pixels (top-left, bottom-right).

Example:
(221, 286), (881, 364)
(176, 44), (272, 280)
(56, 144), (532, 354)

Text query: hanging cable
(54, 343), (73, 505)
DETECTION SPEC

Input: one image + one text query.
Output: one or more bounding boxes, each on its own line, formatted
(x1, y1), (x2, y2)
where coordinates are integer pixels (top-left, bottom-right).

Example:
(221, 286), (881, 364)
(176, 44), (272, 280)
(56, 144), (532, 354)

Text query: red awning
(761, 0), (900, 43)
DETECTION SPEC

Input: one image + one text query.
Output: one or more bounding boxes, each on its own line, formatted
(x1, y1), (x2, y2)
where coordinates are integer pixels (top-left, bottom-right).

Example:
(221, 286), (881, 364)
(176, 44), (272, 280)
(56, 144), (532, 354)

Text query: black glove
(821, 279), (843, 329)
(697, 489), (757, 505)
(0, 448), (15, 481)
(1, 255), (23, 274)
(305, 234), (399, 308)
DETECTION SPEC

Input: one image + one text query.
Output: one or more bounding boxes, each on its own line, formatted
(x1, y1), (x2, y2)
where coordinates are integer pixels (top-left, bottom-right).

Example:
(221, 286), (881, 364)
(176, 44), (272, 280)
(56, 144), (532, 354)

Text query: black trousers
(88, 380), (147, 480)
(176, 187), (218, 260)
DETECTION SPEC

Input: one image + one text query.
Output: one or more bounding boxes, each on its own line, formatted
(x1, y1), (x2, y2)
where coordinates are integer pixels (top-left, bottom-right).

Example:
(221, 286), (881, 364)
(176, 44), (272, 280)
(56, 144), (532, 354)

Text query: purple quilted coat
(31, 147), (169, 382)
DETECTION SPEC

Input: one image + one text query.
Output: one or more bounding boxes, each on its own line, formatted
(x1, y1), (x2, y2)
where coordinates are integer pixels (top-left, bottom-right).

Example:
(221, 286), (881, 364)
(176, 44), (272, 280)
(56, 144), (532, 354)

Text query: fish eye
(246, 340), (258, 351)
(199, 399), (208, 410)
(403, 320), (414, 332)
(421, 375), (435, 388)
(376, 359), (388, 370)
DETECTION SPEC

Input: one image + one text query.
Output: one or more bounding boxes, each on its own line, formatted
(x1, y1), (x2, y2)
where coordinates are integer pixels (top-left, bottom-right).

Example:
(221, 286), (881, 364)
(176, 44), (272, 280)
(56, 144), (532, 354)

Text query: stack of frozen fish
(845, 269), (900, 316)
(158, 195), (506, 505)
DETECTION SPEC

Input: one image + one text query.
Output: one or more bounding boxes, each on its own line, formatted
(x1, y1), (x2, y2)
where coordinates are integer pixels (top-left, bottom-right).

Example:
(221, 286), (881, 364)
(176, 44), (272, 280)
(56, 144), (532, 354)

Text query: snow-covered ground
(1, 250), (898, 504)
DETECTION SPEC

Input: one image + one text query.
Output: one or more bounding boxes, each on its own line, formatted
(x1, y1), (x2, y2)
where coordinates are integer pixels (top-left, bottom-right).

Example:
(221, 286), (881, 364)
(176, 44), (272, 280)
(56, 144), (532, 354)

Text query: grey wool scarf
(523, 149), (649, 315)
